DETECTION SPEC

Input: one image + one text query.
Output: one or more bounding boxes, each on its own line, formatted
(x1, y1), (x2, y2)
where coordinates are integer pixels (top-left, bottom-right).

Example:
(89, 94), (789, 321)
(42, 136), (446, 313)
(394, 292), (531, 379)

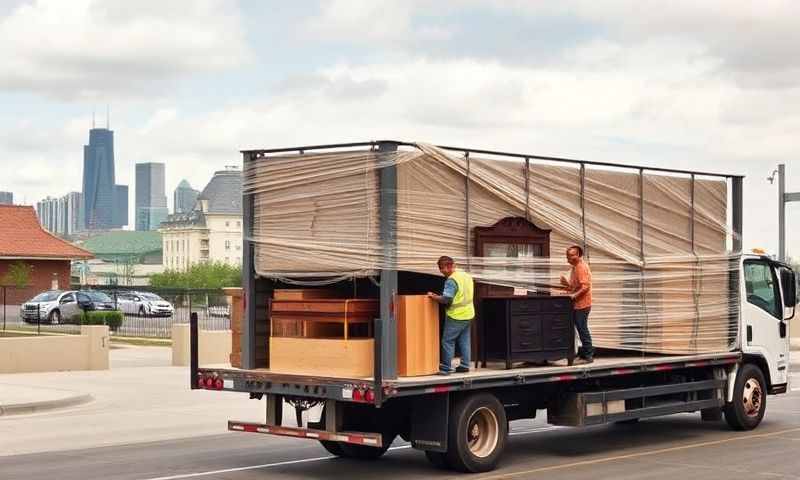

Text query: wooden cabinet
(481, 296), (575, 369)
(396, 295), (440, 376)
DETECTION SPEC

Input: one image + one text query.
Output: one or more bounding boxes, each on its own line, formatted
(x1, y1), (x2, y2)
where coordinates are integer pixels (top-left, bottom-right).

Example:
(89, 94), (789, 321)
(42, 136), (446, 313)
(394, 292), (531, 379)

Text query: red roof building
(0, 205), (93, 304)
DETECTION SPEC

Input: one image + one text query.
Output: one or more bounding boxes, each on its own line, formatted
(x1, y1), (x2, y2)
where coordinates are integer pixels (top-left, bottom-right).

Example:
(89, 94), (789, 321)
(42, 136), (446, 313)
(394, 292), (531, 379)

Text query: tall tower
(135, 162), (168, 231)
(82, 125), (128, 230)
(173, 179), (199, 214)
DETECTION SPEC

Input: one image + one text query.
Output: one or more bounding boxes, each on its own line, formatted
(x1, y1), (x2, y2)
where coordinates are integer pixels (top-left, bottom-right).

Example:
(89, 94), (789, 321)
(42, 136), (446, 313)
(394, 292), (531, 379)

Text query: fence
(0, 285), (232, 339)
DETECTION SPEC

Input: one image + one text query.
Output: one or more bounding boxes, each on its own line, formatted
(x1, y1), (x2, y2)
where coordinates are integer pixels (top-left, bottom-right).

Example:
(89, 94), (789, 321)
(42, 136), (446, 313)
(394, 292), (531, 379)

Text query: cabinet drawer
(512, 332), (543, 352)
(510, 301), (541, 315)
(540, 300), (572, 313)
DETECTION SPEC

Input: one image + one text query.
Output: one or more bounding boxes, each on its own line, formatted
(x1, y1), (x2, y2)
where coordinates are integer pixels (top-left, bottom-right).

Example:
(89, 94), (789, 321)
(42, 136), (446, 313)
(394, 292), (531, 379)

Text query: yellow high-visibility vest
(447, 270), (475, 320)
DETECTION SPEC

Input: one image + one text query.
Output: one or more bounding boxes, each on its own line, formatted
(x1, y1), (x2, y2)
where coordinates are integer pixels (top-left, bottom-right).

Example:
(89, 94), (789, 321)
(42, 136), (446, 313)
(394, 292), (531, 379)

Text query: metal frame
(242, 141), (742, 179)
(197, 352), (740, 404)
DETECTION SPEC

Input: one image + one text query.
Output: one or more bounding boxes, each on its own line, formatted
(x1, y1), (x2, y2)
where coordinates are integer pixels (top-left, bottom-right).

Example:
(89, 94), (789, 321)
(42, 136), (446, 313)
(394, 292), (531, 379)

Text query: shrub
(80, 311), (123, 332)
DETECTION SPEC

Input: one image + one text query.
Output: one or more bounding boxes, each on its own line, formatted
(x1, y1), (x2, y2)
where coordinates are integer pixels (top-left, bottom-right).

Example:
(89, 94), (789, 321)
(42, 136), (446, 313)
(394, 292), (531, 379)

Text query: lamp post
(768, 164), (800, 262)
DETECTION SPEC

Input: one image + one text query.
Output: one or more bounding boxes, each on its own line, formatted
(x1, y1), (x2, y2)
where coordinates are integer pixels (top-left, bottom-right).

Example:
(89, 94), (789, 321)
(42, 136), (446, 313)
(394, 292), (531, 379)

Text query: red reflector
(214, 378), (224, 390)
(205, 377), (215, 388)
(352, 388), (364, 401)
(364, 389), (375, 402)
(198, 376), (206, 389)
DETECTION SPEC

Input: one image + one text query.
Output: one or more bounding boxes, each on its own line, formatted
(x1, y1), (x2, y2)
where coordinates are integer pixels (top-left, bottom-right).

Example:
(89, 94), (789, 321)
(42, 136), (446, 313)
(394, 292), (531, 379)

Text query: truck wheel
(445, 393), (508, 473)
(319, 440), (346, 457)
(724, 364), (767, 431)
(338, 435), (395, 460)
(424, 451), (450, 469)
(48, 310), (61, 325)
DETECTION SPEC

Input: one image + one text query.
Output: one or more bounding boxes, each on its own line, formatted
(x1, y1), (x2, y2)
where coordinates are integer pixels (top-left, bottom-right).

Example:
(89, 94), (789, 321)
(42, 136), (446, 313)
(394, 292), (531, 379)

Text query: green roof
(82, 231), (162, 256)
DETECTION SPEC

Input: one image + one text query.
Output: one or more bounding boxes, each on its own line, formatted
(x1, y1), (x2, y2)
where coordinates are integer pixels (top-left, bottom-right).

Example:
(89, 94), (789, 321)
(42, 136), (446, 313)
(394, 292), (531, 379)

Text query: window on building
(226, 221), (230, 227)
(225, 240), (231, 250)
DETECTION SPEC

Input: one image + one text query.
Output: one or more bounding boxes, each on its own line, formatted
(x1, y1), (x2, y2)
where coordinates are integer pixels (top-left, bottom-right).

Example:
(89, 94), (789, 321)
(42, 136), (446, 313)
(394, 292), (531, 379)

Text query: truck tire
(724, 363), (766, 431)
(319, 440), (346, 457)
(424, 450), (450, 469)
(338, 436), (395, 460)
(445, 393), (508, 473)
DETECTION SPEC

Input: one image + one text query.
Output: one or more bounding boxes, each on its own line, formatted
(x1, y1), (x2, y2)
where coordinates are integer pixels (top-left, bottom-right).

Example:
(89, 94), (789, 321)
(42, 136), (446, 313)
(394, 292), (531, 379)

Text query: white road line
(137, 426), (561, 480)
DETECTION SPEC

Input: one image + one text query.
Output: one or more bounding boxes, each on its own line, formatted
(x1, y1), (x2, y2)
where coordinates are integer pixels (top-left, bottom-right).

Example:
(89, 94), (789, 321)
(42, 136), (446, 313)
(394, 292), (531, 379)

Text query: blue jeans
(574, 307), (594, 358)
(440, 317), (471, 372)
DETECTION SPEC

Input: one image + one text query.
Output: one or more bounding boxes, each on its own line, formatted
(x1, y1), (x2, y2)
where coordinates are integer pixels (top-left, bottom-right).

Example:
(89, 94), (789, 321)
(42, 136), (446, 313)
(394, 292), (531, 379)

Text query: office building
(82, 127), (128, 229)
(173, 179), (199, 214)
(36, 192), (84, 237)
(135, 162), (169, 231)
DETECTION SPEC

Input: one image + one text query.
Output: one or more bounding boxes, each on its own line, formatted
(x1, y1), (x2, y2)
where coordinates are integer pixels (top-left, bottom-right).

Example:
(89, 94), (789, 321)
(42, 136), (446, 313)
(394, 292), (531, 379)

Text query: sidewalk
(0, 385), (92, 416)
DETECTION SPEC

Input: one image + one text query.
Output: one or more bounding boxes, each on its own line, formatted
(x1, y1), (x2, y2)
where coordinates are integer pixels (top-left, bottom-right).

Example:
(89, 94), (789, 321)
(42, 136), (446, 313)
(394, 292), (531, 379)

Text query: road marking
(475, 427), (800, 480)
(136, 426), (560, 480)
(137, 445), (412, 480)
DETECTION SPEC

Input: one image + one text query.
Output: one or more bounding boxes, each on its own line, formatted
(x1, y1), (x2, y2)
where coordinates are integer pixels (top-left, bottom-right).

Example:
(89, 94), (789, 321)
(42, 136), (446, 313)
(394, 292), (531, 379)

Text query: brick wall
(0, 259), (71, 305)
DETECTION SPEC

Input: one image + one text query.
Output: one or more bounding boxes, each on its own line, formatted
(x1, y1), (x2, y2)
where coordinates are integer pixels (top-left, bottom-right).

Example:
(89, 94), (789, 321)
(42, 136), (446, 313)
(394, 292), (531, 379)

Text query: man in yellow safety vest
(427, 256), (475, 375)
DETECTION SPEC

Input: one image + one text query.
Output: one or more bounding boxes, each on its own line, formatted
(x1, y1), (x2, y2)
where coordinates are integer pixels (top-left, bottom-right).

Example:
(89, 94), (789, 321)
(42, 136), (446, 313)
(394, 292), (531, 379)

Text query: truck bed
(198, 351), (741, 401)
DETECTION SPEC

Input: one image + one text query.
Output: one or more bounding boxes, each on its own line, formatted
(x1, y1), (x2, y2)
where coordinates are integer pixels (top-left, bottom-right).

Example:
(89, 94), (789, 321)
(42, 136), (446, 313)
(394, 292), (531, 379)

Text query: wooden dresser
(481, 296), (575, 369)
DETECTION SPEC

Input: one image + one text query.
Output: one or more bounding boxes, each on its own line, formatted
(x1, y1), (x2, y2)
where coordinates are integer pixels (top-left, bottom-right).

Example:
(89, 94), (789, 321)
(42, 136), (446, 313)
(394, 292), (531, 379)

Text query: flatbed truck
(191, 141), (796, 473)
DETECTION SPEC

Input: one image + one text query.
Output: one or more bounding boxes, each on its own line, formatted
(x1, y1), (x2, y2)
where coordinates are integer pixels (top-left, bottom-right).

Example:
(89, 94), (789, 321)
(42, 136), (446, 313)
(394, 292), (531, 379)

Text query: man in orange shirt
(560, 245), (594, 363)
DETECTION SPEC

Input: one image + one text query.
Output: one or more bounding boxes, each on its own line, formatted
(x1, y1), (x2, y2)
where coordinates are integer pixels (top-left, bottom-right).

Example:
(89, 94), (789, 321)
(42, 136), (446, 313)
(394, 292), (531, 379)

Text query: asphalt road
(3, 382), (800, 480)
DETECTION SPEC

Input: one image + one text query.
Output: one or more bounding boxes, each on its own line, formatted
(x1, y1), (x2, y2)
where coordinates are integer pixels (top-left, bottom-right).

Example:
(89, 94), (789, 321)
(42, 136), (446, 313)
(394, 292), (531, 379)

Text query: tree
(2, 261), (33, 288)
(149, 261), (241, 289)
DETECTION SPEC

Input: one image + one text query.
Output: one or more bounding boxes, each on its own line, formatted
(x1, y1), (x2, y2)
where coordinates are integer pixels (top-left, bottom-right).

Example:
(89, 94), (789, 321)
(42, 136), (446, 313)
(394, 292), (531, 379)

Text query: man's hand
(427, 292), (440, 300)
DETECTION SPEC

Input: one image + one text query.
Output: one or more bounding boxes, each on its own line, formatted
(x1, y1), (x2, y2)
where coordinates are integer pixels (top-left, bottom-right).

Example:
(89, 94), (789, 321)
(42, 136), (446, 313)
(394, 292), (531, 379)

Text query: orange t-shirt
(569, 260), (592, 310)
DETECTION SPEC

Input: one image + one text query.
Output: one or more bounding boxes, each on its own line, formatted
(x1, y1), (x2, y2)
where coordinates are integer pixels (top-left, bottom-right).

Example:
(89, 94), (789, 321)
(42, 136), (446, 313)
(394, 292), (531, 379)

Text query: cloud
(0, 0), (251, 100)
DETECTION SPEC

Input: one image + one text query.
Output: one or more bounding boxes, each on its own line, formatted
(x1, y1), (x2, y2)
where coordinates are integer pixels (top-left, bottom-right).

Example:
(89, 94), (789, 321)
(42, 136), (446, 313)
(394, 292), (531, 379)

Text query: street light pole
(773, 163), (800, 262)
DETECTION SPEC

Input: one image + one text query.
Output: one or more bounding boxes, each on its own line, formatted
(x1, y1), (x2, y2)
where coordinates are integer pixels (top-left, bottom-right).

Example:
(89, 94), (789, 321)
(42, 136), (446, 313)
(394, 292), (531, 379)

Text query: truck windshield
(744, 261), (781, 318)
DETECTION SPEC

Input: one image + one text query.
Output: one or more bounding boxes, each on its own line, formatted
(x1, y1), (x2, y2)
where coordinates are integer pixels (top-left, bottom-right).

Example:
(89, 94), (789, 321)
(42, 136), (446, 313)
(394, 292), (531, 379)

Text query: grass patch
(110, 336), (171, 347)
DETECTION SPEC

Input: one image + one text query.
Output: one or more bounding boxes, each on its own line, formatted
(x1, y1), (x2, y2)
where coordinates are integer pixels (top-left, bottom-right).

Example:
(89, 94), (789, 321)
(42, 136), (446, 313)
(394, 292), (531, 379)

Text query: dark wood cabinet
(481, 296), (575, 369)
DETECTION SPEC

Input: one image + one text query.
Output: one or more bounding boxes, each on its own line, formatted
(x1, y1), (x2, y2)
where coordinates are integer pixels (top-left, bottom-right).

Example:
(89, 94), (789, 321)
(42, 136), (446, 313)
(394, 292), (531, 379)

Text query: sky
(0, 0), (798, 258)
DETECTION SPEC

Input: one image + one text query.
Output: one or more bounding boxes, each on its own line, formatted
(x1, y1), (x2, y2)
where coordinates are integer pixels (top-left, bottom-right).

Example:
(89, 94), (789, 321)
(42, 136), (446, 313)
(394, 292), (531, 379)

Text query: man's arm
(428, 278), (457, 306)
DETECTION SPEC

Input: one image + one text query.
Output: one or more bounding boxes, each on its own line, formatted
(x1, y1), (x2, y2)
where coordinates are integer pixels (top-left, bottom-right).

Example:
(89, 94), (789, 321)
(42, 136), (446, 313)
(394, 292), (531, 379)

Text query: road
(3, 375), (799, 480)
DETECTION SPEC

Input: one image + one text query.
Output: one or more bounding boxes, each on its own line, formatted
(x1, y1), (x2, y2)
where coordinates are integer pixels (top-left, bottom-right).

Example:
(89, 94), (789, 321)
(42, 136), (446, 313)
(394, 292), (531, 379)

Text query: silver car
(21, 290), (82, 324)
(117, 292), (175, 317)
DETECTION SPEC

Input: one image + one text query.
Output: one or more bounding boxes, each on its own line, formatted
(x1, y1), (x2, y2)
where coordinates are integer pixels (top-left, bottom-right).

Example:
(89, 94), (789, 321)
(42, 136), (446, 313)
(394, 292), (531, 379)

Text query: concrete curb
(0, 393), (93, 417)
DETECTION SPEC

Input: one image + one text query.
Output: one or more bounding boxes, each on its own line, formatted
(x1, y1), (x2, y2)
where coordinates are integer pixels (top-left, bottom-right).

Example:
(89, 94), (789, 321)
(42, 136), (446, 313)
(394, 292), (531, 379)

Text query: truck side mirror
(780, 269), (796, 310)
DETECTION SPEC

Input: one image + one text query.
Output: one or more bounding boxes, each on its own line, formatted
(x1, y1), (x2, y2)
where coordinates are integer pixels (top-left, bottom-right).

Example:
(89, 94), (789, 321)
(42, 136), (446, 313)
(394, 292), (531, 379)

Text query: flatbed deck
(198, 351), (741, 402)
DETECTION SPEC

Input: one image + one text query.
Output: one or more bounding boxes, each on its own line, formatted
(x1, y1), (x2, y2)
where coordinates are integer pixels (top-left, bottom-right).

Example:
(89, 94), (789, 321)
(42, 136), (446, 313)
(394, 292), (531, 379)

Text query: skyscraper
(135, 162), (168, 231)
(0, 191), (12, 204)
(35, 191), (82, 236)
(82, 127), (128, 229)
(173, 179), (199, 214)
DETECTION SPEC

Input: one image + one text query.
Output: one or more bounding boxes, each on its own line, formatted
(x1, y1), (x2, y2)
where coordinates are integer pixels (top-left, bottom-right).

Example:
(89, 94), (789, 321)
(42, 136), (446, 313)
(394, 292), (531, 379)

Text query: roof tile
(0, 205), (93, 259)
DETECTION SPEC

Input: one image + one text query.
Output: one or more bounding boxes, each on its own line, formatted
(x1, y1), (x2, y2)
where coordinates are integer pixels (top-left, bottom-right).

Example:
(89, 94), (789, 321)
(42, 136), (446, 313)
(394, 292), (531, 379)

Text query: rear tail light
(214, 378), (224, 390)
(197, 376), (205, 388)
(204, 377), (215, 389)
(364, 389), (375, 402)
(352, 388), (364, 401)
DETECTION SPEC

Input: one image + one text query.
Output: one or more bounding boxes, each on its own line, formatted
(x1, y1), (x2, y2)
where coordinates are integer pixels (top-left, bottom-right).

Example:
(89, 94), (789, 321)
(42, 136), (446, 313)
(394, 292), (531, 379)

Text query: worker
(560, 245), (594, 363)
(427, 256), (475, 375)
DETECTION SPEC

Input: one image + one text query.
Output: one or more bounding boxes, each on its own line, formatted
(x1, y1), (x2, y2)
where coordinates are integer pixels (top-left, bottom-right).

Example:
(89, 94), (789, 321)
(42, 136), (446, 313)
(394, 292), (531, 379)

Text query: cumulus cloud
(0, 0), (251, 100)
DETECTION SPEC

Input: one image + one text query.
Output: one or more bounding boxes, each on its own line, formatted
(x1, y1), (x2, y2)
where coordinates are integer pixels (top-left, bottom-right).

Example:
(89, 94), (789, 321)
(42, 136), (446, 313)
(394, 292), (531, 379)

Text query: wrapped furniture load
(244, 144), (737, 355)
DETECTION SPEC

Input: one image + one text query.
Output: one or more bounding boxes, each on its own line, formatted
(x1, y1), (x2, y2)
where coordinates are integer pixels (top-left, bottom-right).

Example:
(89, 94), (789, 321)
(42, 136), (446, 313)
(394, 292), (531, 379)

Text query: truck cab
(740, 253), (796, 391)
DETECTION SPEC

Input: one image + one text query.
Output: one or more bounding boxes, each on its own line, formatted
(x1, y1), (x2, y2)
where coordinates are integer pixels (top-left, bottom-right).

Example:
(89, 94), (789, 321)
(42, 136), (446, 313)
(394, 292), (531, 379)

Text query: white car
(118, 292), (175, 317)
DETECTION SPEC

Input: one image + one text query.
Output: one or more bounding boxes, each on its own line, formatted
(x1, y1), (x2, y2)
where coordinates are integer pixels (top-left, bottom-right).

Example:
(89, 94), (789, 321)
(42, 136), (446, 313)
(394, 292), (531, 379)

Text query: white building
(36, 191), (83, 237)
(160, 168), (242, 270)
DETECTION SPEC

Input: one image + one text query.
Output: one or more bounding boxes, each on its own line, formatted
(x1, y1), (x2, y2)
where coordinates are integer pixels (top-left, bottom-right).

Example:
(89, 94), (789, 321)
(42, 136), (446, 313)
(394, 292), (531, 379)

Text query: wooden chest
(270, 299), (378, 339)
(481, 296), (575, 368)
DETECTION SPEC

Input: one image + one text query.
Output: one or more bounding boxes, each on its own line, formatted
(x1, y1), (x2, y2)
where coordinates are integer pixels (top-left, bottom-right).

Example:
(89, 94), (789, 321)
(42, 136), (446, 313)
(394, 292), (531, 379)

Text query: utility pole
(770, 164), (800, 262)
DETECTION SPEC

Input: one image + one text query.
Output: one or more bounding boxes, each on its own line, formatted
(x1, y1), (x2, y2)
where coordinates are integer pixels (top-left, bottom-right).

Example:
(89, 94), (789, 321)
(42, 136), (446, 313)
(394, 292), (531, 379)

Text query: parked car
(77, 290), (118, 312)
(208, 304), (230, 317)
(117, 291), (174, 317)
(20, 290), (78, 324)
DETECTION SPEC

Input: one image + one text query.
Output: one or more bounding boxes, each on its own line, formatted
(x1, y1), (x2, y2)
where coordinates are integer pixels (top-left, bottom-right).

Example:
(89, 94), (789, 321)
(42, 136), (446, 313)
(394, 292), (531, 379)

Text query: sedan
(118, 292), (174, 317)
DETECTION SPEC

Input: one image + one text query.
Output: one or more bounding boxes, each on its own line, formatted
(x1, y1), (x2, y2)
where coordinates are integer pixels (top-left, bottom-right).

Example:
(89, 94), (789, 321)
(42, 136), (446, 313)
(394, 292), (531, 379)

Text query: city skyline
(1, 2), (798, 256)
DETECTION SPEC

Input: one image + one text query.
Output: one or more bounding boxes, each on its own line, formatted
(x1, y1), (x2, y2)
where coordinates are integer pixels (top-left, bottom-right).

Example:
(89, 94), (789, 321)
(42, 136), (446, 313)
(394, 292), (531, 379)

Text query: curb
(0, 393), (93, 417)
